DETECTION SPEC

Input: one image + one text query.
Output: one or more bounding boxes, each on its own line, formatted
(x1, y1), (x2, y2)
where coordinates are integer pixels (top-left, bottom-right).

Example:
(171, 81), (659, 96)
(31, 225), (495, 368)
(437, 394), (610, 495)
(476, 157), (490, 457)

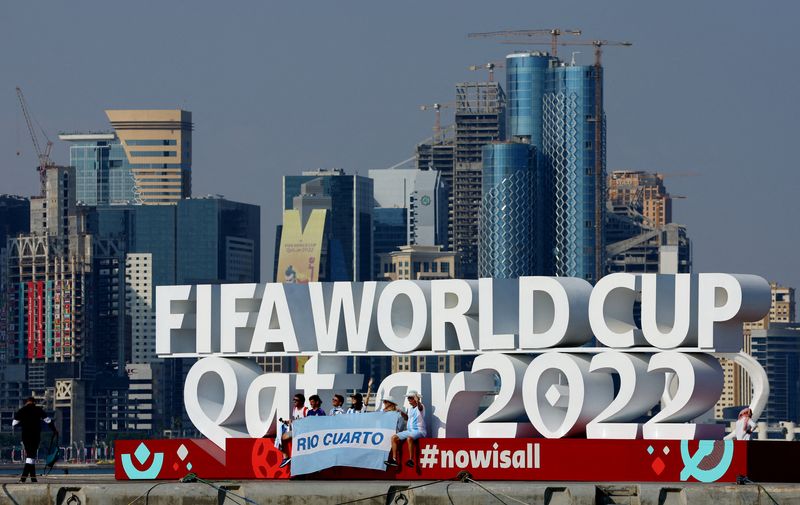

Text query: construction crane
(467, 28), (582, 57)
(500, 39), (632, 66)
(16, 86), (53, 195)
(467, 61), (505, 82)
(419, 102), (453, 142)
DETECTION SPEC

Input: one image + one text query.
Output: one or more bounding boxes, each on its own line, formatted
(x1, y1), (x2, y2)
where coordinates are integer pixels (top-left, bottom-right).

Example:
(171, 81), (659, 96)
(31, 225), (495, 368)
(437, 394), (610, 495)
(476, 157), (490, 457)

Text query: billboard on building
(276, 209), (326, 284)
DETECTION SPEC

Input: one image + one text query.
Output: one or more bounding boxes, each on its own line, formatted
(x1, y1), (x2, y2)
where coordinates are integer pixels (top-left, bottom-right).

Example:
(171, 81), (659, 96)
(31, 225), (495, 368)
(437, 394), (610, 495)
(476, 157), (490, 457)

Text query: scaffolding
(452, 82), (505, 278)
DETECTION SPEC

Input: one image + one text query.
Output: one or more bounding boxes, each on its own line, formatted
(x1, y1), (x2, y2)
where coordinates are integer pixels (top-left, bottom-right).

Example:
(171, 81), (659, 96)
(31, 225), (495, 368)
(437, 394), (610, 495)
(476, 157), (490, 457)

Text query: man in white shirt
(735, 408), (756, 440)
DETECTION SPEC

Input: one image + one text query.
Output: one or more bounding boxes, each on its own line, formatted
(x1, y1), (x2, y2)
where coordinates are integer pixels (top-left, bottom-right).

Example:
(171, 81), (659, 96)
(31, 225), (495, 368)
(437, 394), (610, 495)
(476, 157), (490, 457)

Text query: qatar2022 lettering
(155, 273), (771, 449)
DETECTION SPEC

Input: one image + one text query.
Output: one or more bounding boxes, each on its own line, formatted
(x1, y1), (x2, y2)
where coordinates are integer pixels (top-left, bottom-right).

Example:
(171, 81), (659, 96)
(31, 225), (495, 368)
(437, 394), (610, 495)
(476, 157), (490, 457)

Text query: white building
(369, 168), (448, 248)
(125, 253), (158, 363)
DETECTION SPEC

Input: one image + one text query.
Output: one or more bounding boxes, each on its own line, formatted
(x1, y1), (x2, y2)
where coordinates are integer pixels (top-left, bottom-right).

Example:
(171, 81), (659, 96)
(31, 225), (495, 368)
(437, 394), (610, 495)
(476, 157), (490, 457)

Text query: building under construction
(452, 82), (505, 278)
(3, 166), (141, 445)
(605, 169), (688, 274)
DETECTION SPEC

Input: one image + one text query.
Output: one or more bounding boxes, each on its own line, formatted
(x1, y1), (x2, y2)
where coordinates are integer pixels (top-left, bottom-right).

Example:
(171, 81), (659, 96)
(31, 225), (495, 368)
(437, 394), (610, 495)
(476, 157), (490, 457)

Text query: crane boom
(15, 86), (53, 195)
(468, 28), (581, 57)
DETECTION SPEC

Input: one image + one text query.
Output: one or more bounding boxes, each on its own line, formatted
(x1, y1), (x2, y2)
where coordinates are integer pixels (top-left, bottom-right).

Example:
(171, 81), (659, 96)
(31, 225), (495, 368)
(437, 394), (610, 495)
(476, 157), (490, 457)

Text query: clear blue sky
(2, 1), (798, 290)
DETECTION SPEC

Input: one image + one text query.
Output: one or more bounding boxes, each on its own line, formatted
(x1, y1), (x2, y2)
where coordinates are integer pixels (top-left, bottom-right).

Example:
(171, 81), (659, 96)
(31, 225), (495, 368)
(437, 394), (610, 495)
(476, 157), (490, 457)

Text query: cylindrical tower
(479, 142), (537, 278)
(543, 64), (602, 281)
(506, 52), (552, 147)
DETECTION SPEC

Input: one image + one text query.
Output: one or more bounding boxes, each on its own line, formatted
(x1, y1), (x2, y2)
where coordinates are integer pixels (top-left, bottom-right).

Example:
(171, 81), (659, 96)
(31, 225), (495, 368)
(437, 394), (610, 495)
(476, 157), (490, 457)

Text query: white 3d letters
(161, 274), (772, 449)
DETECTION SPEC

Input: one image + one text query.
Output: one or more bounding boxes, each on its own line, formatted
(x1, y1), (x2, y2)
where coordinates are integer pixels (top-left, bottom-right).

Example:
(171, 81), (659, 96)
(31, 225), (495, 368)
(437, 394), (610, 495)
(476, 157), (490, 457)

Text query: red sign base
(115, 438), (795, 483)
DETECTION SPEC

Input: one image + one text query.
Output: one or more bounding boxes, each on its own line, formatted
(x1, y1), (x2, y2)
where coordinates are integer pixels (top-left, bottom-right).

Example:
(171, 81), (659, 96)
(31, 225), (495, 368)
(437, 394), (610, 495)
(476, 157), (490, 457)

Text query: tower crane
(467, 61), (505, 82)
(419, 102), (453, 142)
(16, 86), (53, 195)
(467, 28), (582, 57)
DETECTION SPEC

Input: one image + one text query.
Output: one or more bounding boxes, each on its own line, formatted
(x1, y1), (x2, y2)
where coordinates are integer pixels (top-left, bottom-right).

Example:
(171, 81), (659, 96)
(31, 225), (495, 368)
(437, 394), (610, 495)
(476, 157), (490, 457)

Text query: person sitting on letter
(386, 390), (426, 468)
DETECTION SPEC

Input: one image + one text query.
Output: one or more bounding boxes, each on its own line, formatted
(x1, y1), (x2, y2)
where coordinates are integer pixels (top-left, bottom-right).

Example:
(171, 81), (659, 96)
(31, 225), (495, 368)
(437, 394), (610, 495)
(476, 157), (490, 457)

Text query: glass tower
(751, 323), (800, 424)
(60, 134), (137, 206)
(505, 52), (605, 282)
(479, 142), (537, 278)
(60, 110), (193, 206)
(282, 170), (373, 282)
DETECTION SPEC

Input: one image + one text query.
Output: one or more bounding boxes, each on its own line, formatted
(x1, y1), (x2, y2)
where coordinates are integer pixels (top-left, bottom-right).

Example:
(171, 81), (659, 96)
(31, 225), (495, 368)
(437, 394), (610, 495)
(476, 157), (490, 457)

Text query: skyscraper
(505, 52), (605, 282)
(0, 195), (30, 365)
(279, 169), (373, 282)
(87, 196), (260, 435)
(369, 167), (449, 247)
(453, 82), (506, 279)
(61, 110), (193, 206)
(479, 142), (538, 278)
(58, 133), (136, 206)
(608, 171), (672, 228)
(416, 139), (455, 250)
(751, 323), (800, 424)
(714, 282), (795, 420)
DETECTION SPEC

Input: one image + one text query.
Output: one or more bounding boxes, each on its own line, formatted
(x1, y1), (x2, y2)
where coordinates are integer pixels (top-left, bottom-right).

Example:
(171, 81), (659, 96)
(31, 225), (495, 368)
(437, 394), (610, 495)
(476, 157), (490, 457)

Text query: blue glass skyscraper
(282, 169), (373, 282)
(479, 143), (537, 278)
(60, 134), (137, 206)
(752, 323), (800, 424)
(505, 52), (605, 282)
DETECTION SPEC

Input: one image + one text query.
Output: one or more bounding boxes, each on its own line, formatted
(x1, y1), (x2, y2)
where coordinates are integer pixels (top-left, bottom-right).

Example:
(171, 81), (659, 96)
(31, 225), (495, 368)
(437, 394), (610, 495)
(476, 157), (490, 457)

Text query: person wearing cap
(380, 394), (407, 433)
(347, 378), (373, 413)
(386, 390), (426, 468)
(13, 396), (57, 483)
(347, 392), (365, 414)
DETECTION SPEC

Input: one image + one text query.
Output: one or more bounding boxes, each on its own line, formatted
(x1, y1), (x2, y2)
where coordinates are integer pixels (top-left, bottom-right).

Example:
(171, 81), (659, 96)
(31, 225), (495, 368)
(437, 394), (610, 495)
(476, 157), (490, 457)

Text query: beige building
(379, 245), (460, 373)
(608, 171), (672, 227)
(715, 282), (796, 418)
(377, 245), (459, 281)
(105, 109), (192, 205)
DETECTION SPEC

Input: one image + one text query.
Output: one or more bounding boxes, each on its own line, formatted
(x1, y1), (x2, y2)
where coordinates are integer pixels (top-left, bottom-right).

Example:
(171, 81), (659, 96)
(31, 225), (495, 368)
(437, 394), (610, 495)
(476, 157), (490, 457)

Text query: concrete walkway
(1, 478), (799, 505)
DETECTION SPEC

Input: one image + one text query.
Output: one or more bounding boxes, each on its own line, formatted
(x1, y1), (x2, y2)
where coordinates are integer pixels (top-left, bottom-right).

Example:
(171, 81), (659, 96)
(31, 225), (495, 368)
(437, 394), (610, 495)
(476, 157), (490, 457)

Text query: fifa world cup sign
(156, 274), (771, 450)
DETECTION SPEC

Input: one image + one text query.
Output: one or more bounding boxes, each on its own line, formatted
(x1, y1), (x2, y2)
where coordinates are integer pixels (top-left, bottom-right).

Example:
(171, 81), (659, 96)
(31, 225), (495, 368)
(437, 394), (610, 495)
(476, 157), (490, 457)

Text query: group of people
(274, 378), (427, 470)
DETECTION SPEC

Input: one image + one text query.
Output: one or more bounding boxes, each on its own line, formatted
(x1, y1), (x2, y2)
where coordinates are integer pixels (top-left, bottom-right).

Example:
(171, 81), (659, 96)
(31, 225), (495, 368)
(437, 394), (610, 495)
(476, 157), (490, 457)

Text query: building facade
(280, 170), (373, 282)
(369, 168), (449, 248)
(479, 142), (537, 278)
(0, 195), (30, 365)
(608, 171), (672, 228)
(377, 245), (459, 282)
(373, 208), (407, 279)
(416, 138), (454, 250)
(505, 52), (605, 282)
(61, 110), (193, 206)
(59, 133), (136, 206)
(452, 82), (506, 279)
(377, 244), (461, 374)
(751, 323), (800, 424)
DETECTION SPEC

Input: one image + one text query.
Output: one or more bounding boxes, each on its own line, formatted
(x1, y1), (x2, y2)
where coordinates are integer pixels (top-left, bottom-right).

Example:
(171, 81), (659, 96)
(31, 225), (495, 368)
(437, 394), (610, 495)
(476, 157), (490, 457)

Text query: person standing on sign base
(735, 407), (757, 440)
(12, 396), (57, 483)
(275, 393), (307, 468)
(386, 390), (426, 468)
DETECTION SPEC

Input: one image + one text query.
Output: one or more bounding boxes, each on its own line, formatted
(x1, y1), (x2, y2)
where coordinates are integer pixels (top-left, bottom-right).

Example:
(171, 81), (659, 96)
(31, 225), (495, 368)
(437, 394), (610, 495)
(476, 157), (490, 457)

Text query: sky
(1, 1), (798, 290)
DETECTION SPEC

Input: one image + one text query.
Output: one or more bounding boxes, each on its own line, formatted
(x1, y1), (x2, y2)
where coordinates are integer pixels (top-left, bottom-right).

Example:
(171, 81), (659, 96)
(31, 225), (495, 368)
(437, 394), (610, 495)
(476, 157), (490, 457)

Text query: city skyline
(1, 1), (798, 289)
